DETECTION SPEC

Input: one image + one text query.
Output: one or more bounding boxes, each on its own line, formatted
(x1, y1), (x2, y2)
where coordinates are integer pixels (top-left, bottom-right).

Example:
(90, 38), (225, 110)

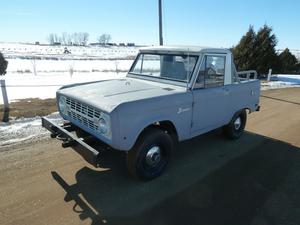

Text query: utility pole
(158, 0), (163, 45)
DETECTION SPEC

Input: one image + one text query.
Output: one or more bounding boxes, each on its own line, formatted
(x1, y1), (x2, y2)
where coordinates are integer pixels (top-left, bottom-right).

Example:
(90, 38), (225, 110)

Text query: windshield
(129, 53), (198, 82)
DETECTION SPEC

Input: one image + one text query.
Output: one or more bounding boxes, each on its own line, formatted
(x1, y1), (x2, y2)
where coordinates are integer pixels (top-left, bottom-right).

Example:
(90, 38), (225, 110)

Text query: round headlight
(59, 96), (66, 114)
(99, 118), (108, 134)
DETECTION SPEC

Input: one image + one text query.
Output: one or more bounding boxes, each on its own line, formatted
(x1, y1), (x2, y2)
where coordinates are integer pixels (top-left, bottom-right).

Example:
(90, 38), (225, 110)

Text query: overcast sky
(1, 0), (299, 49)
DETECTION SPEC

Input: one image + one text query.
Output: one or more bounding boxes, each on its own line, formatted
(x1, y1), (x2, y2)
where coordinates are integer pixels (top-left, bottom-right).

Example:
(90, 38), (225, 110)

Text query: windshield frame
(127, 53), (199, 85)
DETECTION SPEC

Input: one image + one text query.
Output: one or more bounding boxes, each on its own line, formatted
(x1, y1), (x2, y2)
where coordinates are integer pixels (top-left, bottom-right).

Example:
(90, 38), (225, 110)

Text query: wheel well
(245, 108), (252, 114)
(141, 121), (179, 143)
(234, 108), (249, 116)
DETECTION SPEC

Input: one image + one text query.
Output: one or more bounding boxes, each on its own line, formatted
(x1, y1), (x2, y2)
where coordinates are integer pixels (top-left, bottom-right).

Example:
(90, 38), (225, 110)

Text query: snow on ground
(0, 113), (63, 148)
(6, 58), (133, 74)
(0, 42), (139, 60)
(0, 43), (136, 103)
(261, 74), (300, 90)
(0, 72), (127, 103)
(0, 57), (133, 103)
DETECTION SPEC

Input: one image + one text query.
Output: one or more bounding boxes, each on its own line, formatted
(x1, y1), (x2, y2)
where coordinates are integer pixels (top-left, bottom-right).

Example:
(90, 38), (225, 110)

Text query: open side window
(194, 55), (226, 89)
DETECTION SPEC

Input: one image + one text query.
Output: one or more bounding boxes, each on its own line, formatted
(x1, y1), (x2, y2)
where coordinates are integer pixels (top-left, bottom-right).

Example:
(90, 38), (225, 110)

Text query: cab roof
(139, 45), (231, 55)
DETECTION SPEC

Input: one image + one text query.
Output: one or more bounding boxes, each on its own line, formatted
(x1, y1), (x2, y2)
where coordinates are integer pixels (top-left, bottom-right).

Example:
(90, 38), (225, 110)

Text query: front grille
(65, 97), (101, 132)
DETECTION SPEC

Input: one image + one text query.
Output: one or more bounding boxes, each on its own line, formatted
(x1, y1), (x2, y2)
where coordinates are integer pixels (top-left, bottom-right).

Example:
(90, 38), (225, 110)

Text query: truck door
(191, 54), (231, 136)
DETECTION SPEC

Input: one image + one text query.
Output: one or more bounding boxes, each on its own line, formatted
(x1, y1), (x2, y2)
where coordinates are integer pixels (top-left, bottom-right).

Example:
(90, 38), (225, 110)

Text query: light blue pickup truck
(42, 46), (260, 180)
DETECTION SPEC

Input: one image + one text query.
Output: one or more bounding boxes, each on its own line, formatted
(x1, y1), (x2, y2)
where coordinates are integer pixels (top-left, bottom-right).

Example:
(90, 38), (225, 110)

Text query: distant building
(35, 42), (40, 45)
(127, 43), (135, 47)
(90, 43), (101, 46)
(119, 43), (125, 47)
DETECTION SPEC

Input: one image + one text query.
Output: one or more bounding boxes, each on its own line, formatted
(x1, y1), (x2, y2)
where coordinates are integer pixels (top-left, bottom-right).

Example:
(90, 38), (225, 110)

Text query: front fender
(114, 94), (193, 151)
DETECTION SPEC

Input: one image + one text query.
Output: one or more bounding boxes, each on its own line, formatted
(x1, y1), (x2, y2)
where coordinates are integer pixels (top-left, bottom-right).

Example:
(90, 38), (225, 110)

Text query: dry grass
(0, 98), (57, 120)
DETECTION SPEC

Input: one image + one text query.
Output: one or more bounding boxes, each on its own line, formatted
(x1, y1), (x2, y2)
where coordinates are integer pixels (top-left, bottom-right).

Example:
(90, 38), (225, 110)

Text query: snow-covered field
(261, 74), (300, 90)
(1, 72), (127, 103)
(7, 58), (133, 74)
(0, 42), (139, 60)
(0, 43), (137, 103)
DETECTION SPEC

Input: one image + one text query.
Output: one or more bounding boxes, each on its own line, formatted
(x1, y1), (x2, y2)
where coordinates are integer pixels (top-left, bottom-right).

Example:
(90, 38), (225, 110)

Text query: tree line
(48, 32), (89, 46)
(232, 25), (300, 74)
(1, 26), (300, 76)
(47, 32), (112, 46)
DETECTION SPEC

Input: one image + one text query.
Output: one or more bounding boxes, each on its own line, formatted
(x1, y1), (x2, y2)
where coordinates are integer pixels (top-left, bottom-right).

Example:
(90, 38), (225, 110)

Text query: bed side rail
(237, 70), (258, 80)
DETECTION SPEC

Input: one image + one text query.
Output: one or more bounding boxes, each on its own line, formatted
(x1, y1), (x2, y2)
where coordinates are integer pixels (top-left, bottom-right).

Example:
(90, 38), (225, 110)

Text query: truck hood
(57, 78), (186, 113)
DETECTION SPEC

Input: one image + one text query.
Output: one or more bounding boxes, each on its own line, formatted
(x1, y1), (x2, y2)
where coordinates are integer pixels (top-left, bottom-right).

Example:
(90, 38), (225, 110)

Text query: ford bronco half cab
(42, 46), (260, 180)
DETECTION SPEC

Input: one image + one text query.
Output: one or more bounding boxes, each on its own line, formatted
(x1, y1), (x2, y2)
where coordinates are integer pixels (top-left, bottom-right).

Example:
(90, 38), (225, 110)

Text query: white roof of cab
(139, 45), (231, 55)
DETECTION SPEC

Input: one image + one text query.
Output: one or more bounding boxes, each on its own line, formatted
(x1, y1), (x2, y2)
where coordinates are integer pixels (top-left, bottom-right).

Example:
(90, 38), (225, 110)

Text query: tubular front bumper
(42, 117), (100, 167)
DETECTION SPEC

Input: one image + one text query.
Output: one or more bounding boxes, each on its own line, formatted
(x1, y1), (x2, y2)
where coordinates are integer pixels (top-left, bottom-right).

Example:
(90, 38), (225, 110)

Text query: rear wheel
(127, 127), (174, 181)
(223, 110), (247, 140)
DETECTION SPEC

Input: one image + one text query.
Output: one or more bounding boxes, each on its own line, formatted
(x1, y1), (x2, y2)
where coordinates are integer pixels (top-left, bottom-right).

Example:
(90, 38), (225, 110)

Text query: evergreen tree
(232, 24), (280, 75)
(232, 26), (256, 71)
(295, 63), (300, 73)
(254, 25), (279, 74)
(278, 48), (298, 73)
(0, 52), (8, 76)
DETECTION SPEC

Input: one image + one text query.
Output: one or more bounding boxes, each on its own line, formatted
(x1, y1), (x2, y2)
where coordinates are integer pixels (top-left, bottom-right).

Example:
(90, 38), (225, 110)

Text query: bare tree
(82, 32), (89, 46)
(106, 34), (111, 44)
(71, 33), (77, 45)
(48, 33), (62, 44)
(48, 34), (55, 45)
(76, 32), (86, 46)
(97, 34), (111, 45)
(53, 34), (61, 43)
(48, 32), (89, 46)
(97, 34), (106, 45)
(61, 32), (68, 45)
(67, 33), (73, 45)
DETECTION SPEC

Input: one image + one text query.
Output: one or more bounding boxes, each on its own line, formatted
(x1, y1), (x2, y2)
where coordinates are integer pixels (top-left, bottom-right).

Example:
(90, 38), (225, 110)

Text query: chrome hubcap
(234, 117), (242, 130)
(145, 146), (161, 167)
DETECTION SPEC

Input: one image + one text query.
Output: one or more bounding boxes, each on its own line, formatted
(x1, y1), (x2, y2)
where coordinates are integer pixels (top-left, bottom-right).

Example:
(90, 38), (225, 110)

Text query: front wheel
(126, 127), (174, 181)
(223, 110), (247, 140)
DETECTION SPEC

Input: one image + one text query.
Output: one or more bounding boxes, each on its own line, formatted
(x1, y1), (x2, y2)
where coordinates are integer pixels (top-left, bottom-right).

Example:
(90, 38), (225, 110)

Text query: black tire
(223, 109), (247, 140)
(127, 127), (174, 181)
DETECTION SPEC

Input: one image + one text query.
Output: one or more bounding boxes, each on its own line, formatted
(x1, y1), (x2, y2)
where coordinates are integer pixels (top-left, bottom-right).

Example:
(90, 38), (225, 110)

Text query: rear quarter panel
(224, 79), (261, 124)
